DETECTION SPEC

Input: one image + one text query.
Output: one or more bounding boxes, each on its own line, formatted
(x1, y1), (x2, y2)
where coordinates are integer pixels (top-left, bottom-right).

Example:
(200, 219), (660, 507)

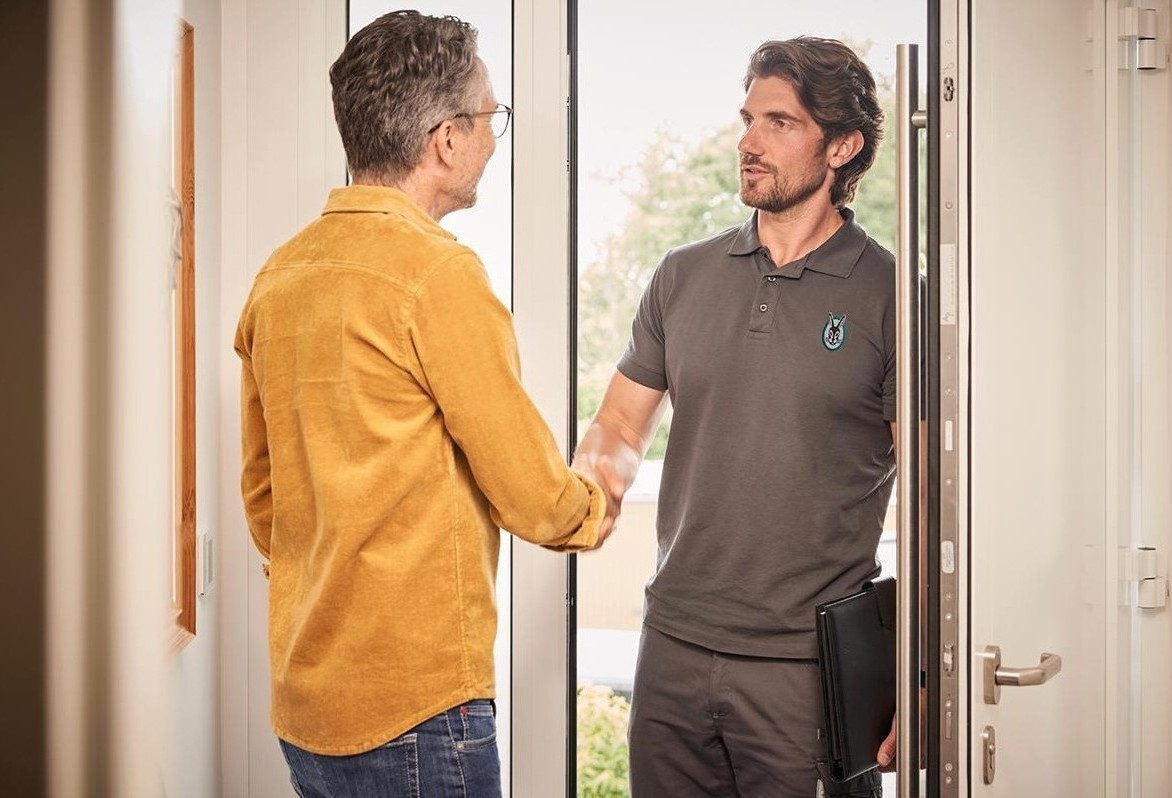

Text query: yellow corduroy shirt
(235, 185), (605, 755)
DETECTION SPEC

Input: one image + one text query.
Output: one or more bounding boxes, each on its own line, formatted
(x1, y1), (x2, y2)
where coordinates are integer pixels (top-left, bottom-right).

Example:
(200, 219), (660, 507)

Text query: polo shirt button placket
(749, 267), (782, 333)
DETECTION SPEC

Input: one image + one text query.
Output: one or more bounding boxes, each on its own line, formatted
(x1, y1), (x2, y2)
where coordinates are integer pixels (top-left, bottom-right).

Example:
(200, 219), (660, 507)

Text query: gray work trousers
(628, 625), (882, 798)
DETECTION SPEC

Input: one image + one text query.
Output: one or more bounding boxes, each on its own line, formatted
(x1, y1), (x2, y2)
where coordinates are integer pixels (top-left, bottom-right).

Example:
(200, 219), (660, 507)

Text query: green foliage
(852, 92), (929, 260)
(576, 684), (632, 798)
(577, 128), (745, 457)
(850, 96), (897, 253)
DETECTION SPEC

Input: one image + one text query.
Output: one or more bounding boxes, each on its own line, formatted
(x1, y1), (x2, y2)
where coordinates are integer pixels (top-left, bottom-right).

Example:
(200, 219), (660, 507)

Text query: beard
(451, 182), (478, 212)
(444, 169), (483, 216)
(739, 157), (827, 214)
(447, 148), (492, 214)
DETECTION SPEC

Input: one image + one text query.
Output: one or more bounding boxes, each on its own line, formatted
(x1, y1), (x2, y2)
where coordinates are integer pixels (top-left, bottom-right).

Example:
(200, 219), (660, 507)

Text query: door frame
(510, 0), (575, 796)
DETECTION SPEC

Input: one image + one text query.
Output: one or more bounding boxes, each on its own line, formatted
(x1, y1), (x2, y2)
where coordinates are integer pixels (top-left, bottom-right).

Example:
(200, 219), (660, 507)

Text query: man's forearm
(571, 372), (667, 541)
(573, 412), (649, 496)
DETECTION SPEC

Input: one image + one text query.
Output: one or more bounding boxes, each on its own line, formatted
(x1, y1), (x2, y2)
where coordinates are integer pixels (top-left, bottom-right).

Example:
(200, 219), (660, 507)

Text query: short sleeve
(617, 256), (671, 392)
(882, 279), (897, 422)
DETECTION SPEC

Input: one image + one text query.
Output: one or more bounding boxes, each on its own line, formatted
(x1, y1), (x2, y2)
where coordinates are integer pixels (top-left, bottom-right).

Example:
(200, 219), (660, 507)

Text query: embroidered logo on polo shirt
(822, 312), (847, 351)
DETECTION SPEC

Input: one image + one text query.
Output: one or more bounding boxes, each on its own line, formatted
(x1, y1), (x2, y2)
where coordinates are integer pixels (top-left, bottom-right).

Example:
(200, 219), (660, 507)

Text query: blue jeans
(279, 700), (502, 798)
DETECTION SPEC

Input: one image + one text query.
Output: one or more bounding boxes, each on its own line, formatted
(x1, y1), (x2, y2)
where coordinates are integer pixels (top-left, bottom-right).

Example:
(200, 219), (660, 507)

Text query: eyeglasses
(440, 103), (513, 139)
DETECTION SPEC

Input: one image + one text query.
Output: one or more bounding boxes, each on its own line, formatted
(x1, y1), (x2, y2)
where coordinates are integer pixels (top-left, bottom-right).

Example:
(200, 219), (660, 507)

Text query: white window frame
(510, 1), (574, 795)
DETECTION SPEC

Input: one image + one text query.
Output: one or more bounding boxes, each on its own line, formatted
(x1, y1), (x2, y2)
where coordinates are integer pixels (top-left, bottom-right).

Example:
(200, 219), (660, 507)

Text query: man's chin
(739, 189), (771, 212)
(739, 177), (779, 208)
(452, 190), (478, 213)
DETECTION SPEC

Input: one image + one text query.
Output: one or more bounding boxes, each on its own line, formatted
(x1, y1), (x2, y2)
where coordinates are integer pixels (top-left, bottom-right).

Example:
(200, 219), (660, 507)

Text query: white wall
(46, 0), (181, 794)
(164, 0), (224, 796)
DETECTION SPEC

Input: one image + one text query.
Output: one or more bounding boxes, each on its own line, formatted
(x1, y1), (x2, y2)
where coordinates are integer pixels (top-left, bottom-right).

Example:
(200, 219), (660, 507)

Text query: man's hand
(573, 453), (627, 512)
(877, 713), (897, 772)
(876, 687), (927, 772)
(571, 371), (667, 551)
(592, 513), (616, 551)
(572, 454), (627, 550)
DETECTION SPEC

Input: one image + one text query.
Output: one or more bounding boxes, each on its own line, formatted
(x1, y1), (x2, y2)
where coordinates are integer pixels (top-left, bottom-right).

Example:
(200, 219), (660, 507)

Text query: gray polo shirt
(618, 208), (896, 659)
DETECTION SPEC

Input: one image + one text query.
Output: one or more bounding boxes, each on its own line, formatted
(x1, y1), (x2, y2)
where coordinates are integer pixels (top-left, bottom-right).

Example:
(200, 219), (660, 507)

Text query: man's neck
(755, 199), (844, 267)
(351, 172), (449, 221)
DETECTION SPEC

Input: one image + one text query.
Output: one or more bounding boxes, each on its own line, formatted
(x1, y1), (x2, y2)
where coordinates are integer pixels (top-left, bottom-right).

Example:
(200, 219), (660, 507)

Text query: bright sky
(348, 1), (926, 293)
(577, 0), (925, 261)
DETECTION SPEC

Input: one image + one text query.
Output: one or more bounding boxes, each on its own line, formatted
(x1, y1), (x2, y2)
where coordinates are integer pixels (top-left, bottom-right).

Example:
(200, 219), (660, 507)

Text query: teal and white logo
(822, 312), (848, 351)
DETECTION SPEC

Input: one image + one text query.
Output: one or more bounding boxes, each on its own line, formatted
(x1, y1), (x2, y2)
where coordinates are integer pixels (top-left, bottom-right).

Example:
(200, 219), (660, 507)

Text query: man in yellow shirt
(234, 11), (611, 797)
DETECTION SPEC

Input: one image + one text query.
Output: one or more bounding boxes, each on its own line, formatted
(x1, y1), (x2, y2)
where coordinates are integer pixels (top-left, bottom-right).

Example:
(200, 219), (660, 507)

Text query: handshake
(570, 419), (647, 552)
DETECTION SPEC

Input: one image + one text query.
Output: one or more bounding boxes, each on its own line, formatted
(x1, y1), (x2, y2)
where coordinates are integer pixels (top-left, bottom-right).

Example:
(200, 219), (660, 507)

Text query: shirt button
(767, 276), (777, 282)
(759, 304), (768, 312)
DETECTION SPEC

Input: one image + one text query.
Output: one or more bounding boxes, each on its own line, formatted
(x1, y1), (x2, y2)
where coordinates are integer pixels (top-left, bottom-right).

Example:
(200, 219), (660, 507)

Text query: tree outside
(577, 126), (747, 457)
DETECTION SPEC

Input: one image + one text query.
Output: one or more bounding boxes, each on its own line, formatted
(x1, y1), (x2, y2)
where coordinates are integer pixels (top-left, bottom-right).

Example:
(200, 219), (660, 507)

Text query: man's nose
(738, 124), (762, 155)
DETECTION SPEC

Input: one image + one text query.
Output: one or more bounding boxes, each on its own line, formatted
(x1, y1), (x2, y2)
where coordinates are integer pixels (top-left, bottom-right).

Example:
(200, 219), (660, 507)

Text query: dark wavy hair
(330, 11), (482, 184)
(744, 37), (884, 208)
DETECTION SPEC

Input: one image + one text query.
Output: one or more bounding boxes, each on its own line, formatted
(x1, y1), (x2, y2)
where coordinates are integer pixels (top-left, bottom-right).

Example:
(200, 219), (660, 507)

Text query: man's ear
(431, 120), (459, 170)
(828, 129), (864, 169)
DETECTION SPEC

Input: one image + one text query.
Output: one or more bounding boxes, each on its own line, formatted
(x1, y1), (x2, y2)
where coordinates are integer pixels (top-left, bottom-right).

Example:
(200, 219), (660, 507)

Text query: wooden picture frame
(170, 20), (197, 652)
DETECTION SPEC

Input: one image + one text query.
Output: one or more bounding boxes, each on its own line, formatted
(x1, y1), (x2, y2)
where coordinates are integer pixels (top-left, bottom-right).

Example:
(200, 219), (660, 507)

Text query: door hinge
(1120, 7), (1167, 71)
(1124, 546), (1168, 609)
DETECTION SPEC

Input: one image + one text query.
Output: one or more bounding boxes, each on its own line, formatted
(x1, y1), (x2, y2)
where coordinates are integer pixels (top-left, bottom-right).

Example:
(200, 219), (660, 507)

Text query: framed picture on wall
(170, 19), (197, 652)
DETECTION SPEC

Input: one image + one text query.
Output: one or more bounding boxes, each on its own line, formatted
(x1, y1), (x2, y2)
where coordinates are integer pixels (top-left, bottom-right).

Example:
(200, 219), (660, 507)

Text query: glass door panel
(573, 3), (925, 794)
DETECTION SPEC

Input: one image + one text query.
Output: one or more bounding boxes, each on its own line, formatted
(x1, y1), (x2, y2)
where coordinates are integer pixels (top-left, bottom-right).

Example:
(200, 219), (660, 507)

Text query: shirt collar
(727, 207), (868, 279)
(321, 185), (457, 241)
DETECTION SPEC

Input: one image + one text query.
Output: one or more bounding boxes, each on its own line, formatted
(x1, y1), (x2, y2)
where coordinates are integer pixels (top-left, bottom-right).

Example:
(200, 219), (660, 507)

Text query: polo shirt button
(767, 276), (777, 282)
(759, 304), (768, 312)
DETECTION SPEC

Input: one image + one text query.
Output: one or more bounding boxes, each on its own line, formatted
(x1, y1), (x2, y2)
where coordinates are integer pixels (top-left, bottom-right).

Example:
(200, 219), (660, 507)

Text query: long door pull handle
(895, 43), (928, 798)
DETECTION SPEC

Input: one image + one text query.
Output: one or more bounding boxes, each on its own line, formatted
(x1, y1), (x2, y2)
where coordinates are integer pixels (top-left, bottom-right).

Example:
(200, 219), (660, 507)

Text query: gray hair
(329, 10), (484, 184)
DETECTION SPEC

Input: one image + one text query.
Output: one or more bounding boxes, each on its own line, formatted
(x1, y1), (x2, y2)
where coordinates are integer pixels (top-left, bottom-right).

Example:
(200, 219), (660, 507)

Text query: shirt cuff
(541, 474), (607, 553)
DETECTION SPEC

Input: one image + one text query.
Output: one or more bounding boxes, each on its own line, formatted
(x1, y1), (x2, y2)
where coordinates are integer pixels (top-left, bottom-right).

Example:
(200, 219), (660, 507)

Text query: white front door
(944, 0), (1171, 795)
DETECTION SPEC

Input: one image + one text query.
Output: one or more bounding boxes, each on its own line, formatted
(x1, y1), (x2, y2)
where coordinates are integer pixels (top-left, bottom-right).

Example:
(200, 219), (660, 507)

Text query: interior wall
(45, 0), (98, 791)
(0, 0), (49, 791)
(165, 0), (224, 796)
(44, 0), (182, 794)
(105, 1), (185, 794)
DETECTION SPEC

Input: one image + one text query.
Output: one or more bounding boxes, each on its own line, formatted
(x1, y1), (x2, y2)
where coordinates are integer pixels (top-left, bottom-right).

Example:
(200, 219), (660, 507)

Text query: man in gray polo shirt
(574, 38), (894, 796)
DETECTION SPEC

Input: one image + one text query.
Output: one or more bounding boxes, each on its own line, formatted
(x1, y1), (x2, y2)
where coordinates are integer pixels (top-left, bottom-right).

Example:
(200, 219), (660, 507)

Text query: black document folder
(815, 577), (896, 783)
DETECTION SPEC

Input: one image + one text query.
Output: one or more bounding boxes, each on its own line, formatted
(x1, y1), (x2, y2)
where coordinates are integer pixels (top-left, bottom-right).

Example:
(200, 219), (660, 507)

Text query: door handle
(895, 42), (928, 798)
(980, 645), (1063, 704)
